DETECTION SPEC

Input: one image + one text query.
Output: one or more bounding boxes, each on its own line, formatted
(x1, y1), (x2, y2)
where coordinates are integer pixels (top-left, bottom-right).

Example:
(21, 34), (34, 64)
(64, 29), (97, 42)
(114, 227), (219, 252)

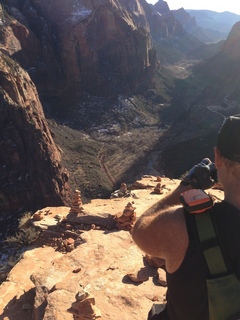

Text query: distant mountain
(172, 8), (228, 43)
(186, 10), (240, 40)
(222, 21), (240, 59)
(149, 1), (203, 63)
(194, 21), (240, 100)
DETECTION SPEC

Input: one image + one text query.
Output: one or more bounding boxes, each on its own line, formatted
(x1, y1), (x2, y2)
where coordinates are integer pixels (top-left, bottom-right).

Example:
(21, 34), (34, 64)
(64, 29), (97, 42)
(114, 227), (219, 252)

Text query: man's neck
(224, 188), (240, 210)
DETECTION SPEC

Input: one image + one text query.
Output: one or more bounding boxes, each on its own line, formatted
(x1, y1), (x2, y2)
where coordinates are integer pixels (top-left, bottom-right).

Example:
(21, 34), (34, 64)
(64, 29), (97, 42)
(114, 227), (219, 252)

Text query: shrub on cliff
(5, 212), (40, 247)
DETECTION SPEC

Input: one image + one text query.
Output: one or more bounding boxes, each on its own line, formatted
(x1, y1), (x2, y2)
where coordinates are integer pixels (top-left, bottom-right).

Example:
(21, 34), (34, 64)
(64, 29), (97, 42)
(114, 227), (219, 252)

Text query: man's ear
(214, 146), (223, 168)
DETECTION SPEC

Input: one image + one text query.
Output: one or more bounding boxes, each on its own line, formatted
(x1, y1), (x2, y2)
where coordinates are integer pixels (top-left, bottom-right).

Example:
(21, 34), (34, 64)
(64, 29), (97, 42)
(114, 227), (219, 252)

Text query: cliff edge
(0, 176), (224, 320)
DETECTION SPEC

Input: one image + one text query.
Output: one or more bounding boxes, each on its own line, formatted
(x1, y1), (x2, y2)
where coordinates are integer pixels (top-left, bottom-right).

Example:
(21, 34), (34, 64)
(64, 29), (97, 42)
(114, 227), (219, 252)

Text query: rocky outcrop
(0, 3), (64, 98)
(0, 0), (207, 106)
(0, 50), (71, 215)
(1, 0), (157, 101)
(0, 0), (206, 110)
(153, 0), (170, 15)
(149, 1), (185, 39)
(140, 0), (202, 62)
(222, 21), (240, 59)
(0, 176), (224, 319)
(195, 21), (240, 99)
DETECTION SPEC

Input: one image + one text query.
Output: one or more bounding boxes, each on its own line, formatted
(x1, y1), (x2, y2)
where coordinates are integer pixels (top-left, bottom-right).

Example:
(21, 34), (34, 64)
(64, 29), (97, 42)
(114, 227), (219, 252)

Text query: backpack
(180, 189), (240, 320)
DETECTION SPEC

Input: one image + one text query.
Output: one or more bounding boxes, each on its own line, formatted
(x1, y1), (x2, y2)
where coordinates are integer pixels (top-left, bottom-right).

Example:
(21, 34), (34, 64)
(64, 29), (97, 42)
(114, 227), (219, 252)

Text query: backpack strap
(195, 211), (229, 277)
(180, 189), (231, 277)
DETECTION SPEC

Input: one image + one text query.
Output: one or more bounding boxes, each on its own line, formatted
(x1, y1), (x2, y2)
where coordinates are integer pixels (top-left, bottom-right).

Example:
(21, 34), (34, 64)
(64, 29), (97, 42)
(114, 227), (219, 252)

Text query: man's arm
(132, 158), (216, 272)
(139, 157), (216, 218)
(131, 184), (190, 271)
(138, 183), (192, 218)
(134, 157), (216, 221)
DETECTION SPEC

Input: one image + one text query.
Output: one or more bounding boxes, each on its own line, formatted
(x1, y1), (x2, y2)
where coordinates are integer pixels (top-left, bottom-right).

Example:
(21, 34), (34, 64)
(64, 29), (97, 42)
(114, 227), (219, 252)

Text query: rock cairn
(68, 290), (102, 320)
(70, 190), (84, 215)
(153, 183), (164, 194)
(115, 202), (136, 231)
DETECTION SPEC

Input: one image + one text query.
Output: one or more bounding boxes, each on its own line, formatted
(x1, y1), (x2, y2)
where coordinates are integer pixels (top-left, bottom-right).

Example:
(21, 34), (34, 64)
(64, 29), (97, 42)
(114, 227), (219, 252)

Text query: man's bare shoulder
(155, 205), (185, 221)
(132, 205), (188, 272)
(134, 205), (185, 228)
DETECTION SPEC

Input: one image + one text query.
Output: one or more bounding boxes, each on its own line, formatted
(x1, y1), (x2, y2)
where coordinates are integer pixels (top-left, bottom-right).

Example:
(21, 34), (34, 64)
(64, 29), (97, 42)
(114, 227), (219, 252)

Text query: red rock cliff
(0, 50), (71, 213)
(2, 0), (157, 101)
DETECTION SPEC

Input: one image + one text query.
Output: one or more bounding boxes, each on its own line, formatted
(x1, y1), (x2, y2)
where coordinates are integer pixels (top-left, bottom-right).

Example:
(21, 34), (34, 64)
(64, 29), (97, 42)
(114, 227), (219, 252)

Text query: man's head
(217, 115), (240, 163)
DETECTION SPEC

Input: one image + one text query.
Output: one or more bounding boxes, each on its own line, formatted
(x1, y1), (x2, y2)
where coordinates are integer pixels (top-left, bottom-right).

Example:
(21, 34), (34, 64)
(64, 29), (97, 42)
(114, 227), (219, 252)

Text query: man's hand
(181, 158), (217, 190)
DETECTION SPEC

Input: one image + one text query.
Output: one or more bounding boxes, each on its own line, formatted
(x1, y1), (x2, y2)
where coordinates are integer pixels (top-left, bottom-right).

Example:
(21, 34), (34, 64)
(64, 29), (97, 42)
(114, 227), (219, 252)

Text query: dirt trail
(98, 148), (116, 187)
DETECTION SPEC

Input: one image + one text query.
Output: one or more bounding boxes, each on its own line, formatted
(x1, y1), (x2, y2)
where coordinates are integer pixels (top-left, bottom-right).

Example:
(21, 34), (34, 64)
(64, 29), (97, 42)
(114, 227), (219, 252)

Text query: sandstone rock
(0, 177), (224, 320)
(67, 211), (117, 230)
(0, 229), (167, 320)
(31, 207), (70, 230)
(129, 180), (155, 189)
(157, 268), (167, 287)
(31, 282), (49, 320)
(127, 267), (149, 283)
(1, 0), (157, 101)
(0, 50), (71, 215)
(115, 202), (137, 231)
(32, 212), (44, 221)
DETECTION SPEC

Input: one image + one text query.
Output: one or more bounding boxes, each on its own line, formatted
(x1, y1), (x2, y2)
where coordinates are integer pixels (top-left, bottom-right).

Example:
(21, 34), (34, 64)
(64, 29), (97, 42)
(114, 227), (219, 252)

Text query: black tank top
(164, 201), (240, 320)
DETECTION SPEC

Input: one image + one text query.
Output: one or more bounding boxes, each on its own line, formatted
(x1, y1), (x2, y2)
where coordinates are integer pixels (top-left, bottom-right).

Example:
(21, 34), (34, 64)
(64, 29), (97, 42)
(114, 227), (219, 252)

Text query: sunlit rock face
(2, 0), (157, 101)
(0, 51), (71, 214)
(194, 21), (240, 99)
(150, 1), (185, 39)
(222, 21), (240, 59)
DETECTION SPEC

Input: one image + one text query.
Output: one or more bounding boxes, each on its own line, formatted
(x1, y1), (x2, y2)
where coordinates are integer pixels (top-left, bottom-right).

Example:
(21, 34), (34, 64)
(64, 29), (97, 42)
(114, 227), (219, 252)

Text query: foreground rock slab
(0, 177), (224, 320)
(0, 230), (167, 320)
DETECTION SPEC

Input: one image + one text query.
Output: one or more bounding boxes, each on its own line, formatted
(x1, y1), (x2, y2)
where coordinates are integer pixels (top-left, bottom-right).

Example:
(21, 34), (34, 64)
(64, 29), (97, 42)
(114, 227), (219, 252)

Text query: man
(132, 115), (240, 319)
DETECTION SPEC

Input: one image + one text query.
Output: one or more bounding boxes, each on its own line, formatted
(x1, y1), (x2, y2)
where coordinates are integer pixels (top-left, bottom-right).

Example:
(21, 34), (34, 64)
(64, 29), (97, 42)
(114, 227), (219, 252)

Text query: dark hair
(217, 115), (240, 163)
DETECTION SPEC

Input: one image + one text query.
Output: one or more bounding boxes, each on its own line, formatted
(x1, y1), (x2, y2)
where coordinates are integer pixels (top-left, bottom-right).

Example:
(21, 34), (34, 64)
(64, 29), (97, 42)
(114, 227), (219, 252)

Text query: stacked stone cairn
(115, 202), (137, 231)
(70, 190), (84, 215)
(153, 182), (164, 194)
(68, 289), (102, 320)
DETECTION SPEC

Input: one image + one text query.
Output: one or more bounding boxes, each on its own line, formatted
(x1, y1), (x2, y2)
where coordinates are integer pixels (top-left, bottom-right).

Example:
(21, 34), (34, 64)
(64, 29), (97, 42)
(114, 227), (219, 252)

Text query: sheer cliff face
(195, 21), (240, 100)
(222, 21), (240, 59)
(3, 0), (156, 100)
(0, 52), (71, 213)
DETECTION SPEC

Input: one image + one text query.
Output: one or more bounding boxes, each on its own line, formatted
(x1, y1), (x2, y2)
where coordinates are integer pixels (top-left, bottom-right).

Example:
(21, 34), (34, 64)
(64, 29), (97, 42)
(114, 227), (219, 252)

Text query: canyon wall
(0, 50), (71, 214)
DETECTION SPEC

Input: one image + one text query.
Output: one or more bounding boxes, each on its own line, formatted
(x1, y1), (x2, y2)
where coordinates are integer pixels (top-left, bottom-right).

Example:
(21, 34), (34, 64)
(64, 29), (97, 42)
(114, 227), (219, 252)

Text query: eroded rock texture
(1, 0), (157, 101)
(0, 51), (71, 214)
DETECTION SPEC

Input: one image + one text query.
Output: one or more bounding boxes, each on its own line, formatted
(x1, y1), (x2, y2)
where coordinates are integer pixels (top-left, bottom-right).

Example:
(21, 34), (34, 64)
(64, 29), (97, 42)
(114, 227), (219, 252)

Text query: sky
(147, 0), (240, 15)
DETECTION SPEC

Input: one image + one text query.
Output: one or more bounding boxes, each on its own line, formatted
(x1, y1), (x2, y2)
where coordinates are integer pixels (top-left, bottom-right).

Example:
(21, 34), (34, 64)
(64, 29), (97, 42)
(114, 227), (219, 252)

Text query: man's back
(165, 201), (240, 319)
